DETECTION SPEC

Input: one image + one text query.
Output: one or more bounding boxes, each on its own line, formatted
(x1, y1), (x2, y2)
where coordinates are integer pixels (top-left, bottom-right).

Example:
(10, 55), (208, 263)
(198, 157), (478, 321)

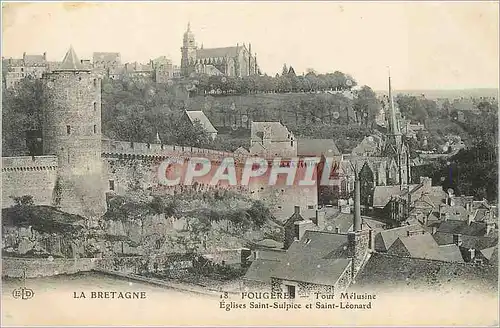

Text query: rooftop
(185, 111), (218, 133)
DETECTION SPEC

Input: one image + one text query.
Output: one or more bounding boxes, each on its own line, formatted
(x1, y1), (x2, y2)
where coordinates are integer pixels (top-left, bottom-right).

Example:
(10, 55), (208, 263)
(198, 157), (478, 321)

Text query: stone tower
(42, 46), (106, 218)
(181, 22), (197, 77)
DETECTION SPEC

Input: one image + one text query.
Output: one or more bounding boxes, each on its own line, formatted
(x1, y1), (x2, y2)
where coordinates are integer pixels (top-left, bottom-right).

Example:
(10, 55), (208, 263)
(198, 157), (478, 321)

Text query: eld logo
(12, 287), (34, 300)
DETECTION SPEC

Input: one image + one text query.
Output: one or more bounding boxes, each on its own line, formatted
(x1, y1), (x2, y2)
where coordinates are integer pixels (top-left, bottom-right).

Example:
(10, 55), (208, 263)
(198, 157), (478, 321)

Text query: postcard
(1, 2), (499, 326)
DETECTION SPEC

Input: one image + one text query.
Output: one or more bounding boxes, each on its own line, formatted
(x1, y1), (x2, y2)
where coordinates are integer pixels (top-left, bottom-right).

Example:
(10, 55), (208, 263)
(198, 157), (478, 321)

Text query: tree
(281, 64), (288, 76)
(288, 66), (296, 76)
(2, 79), (45, 156)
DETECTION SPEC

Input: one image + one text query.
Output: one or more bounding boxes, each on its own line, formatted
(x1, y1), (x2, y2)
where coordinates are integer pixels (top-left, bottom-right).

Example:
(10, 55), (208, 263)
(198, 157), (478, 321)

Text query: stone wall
(2, 156), (58, 208)
(2, 255), (195, 278)
(2, 257), (96, 278)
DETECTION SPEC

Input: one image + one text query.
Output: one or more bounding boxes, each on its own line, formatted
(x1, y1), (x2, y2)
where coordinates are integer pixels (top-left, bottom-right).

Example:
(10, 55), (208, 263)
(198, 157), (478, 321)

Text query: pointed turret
(57, 46), (87, 71)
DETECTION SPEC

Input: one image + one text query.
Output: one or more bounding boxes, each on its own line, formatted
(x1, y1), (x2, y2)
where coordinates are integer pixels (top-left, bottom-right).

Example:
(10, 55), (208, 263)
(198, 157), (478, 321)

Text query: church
(180, 23), (261, 77)
(347, 74), (411, 208)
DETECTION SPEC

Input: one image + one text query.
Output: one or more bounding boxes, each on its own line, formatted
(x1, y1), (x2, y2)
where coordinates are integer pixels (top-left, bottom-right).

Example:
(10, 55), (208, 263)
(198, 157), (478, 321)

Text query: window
(308, 205), (314, 210)
(286, 285), (296, 299)
(93, 125), (97, 134)
(66, 125), (71, 135)
(93, 79), (98, 87)
(109, 180), (115, 191)
(93, 102), (97, 111)
(291, 140), (294, 147)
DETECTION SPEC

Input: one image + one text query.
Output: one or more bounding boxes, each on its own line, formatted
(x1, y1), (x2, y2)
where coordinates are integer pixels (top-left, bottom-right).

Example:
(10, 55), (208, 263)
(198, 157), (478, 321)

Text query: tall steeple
(387, 68), (400, 137)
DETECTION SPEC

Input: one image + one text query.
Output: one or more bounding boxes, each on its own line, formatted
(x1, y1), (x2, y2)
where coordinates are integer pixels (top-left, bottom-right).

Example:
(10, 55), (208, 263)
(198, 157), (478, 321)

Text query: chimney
(465, 202), (471, 212)
(453, 234), (463, 247)
(467, 212), (474, 225)
(486, 222), (495, 235)
(468, 248), (475, 261)
(43, 52), (47, 60)
(419, 176), (432, 191)
(294, 206), (300, 215)
(340, 204), (351, 214)
(312, 210), (326, 230)
(354, 178), (361, 232)
(335, 227), (340, 234)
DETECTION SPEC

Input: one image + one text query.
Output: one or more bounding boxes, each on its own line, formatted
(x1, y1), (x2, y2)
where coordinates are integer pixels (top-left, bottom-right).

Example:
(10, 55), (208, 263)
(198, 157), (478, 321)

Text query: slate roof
(57, 46), (86, 71)
(374, 224), (425, 252)
(297, 139), (341, 156)
(372, 185), (418, 208)
(432, 232), (498, 250)
(196, 47), (238, 59)
(185, 111), (218, 133)
(23, 54), (46, 66)
(251, 121), (292, 141)
(353, 253), (498, 294)
(434, 220), (489, 237)
(271, 230), (352, 286)
(243, 259), (282, 283)
(93, 52), (121, 63)
(389, 233), (464, 262)
(323, 212), (354, 233)
(438, 204), (470, 221)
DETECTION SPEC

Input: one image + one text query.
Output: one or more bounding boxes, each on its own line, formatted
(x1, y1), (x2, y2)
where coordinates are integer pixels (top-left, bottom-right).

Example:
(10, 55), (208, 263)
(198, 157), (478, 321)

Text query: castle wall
(2, 156), (58, 208)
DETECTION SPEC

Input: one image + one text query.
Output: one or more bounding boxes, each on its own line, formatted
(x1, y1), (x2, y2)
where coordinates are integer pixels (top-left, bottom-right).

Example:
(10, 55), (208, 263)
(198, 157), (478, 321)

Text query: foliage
(2, 79), (45, 156)
(395, 94), (439, 124)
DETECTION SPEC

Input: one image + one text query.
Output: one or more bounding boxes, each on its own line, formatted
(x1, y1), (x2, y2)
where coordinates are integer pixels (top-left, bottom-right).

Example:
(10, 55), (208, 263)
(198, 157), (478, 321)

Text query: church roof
(196, 46), (239, 59)
(57, 46), (87, 71)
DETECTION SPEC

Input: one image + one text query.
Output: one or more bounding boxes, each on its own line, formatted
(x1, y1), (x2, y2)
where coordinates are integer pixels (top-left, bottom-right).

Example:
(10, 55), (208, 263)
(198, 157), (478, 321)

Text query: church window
(93, 102), (97, 111)
(66, 125), (71, 135)
(291, 140), (294, 147)
(93, 125), (97, 134)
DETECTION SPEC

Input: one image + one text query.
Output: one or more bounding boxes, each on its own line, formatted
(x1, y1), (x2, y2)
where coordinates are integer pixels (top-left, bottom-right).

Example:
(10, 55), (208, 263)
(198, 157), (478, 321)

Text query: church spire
(387, 67), (401, 137)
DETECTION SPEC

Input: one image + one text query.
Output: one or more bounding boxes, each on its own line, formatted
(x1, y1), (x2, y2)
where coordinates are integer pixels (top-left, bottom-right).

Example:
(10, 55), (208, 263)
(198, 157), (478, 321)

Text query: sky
(2, 1), (499, 90)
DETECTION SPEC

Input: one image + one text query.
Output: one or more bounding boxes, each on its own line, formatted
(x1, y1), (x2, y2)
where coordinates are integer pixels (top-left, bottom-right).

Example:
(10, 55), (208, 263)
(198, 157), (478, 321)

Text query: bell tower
(181, 22), (197, 77)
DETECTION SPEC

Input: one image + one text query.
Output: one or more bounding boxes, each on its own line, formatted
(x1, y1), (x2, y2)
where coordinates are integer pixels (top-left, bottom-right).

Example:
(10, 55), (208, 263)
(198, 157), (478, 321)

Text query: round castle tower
(42, 46), (106, 218)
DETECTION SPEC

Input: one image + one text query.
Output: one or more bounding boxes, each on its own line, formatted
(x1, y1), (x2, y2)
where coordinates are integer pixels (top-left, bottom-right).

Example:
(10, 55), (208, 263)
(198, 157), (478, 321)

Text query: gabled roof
(57, 46), (87, 71)
(271, 230), (352, 286)
(374, 224), (425, 252)
(353, 253), (498, 293)
(389, 233), (464, 262)
(243, 259), (282, 283)
(433, 232), (498, 250)
(323, 212), (354, 233)
(197, 46), (239, 59)
(251, 121), (292, 141)
(372, 185), (418, 208)
(297, 139), (341, 156)
(435, 220), (489, 237)
(185, 111), (217, 133)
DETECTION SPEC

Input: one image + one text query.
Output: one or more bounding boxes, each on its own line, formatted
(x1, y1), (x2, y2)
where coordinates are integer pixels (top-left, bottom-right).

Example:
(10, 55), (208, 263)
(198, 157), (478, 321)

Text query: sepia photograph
(1, 1), (499, 326)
